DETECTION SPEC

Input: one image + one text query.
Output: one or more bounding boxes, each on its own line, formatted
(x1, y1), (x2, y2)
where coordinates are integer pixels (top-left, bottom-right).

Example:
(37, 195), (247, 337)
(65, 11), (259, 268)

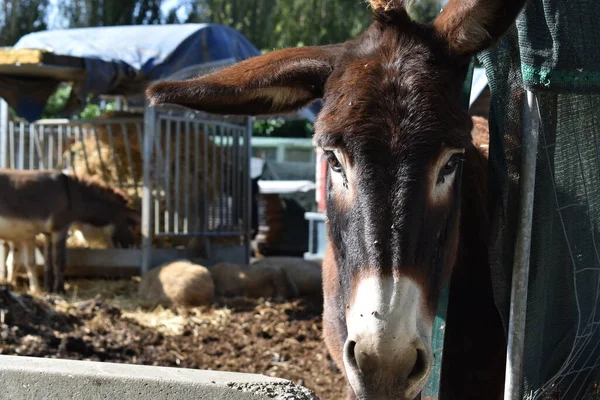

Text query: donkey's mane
(71, 174), (131, 206)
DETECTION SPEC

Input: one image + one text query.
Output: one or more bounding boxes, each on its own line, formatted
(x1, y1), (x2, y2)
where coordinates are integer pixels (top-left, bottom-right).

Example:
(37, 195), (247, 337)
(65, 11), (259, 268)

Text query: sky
(45, 0), (191, 29)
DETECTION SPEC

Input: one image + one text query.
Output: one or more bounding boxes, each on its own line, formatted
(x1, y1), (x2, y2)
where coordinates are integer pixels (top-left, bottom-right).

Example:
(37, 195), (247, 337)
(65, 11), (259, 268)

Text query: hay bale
(33, 225), (117, 250)
(138, 260), (214, 308)
(67, 222), (116, 249)
(209, 262), (294, 300)
(251, 257), (322, 298)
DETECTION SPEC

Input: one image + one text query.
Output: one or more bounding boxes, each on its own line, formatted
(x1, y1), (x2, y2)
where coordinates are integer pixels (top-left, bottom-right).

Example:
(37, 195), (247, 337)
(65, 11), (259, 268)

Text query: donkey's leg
(52, 229), (69, 294)
(0, 240), (7, 282)
(23, 240), (41, 294)
(43, 233), (54, 292)
(6, 242), (20, 286)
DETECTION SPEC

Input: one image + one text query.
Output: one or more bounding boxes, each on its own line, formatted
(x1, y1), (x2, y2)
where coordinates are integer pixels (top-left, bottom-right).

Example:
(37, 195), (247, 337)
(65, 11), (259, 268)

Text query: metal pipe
(203, 123), (209, 256)
(174, 120), (181, 233)
(29, 124), (35, 169)
(193, 123), (201, 232)
(57, 125), (64, 167)
(211, 125), (217, 233)
(244, 118), (253, 264)
(67, 125), (75, 177)
(106, 124), (123, 188)
(77, 125), (92, 175)
(0, 98), (6, 278)
(0, 99), (8, 169)
(47, 126), (54, 169)
(184, 121), (191, 234)
(165, 119), (172, 234)
(18, 122), (24, 170)
(9, 122), (14, 169)
(503, 90), (540, 400)
(135, 122), (144, 195)
(34, 124), (45, 169)
(141, 102), (156, 275)
(119, 122), (135, 192)
(233, 128), (241, 230)
(219, 127), (225, 233)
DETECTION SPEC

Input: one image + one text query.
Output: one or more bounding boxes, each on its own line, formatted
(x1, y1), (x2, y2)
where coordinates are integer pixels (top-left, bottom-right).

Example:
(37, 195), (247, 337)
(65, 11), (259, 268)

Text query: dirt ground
(0, 280), (345, 400)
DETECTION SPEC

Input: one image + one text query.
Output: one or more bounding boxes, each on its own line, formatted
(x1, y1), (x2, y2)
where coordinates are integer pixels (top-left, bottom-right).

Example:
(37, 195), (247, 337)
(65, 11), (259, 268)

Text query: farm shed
(0, 24), (319, 275)
(479, 0), (600, 398)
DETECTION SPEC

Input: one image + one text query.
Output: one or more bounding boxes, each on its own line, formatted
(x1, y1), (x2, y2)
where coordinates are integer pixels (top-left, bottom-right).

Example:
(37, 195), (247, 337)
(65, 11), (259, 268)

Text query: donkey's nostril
(345, 339), (378, 377)
(408, 348), (429, 383)
(343, 340), (358, 371)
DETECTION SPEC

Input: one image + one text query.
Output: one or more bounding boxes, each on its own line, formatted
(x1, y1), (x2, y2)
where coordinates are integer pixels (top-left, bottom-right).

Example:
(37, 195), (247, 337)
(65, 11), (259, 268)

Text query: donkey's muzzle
(343, 274), (434, 399)
(343, 337), (431, 400)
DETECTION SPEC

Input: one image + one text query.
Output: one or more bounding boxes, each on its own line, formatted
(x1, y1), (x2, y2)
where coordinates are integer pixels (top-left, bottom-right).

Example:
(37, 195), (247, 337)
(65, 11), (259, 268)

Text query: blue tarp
(5, 24), (263, 121)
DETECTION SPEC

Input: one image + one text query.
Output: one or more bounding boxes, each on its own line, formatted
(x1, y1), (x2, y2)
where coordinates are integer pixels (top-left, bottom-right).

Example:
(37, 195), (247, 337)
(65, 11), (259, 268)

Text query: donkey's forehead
(315, 63), (469, 156)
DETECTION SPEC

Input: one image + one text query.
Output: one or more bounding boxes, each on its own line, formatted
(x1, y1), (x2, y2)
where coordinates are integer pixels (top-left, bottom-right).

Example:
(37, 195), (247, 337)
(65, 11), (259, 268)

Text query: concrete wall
(0, 355), (318, 400)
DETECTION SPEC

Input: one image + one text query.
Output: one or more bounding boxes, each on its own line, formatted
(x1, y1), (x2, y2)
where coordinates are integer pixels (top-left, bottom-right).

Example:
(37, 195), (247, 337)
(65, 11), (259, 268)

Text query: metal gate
(141, 105), (252, 272)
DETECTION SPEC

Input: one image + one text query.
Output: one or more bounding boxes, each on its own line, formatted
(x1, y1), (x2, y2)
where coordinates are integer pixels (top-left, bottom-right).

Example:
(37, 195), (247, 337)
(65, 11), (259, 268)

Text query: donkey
(0, 169), (139, 293)
(145, 0), (526, 398)
(2, 240), (40, 293)
(4, 219), (137, 293)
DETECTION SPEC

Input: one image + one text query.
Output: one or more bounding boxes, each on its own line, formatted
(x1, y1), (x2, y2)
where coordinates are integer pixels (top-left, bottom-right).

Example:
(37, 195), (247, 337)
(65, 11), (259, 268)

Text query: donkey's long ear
(433, 0), (528, 56)
(146, 45), (341, 116)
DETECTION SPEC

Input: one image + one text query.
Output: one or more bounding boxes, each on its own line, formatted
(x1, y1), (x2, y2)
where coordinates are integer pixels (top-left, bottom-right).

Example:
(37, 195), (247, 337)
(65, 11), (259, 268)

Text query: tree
(182, 0), (372, 51)
(0, 0), (49, 46)
(406, 0), (442, 24)
(58, 0), (161, 28)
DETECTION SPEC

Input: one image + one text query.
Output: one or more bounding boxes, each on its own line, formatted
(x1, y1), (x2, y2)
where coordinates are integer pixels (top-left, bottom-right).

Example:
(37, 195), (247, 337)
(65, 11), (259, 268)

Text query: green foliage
(41, 84), (117, 120)
(0, 0), (49, 46)
(40, 85), (71, 119)
(57, 0), (161, 27)
(407, 0), (443, 24)
(253, 118), (314, 138)
(184, 0), (372, 50)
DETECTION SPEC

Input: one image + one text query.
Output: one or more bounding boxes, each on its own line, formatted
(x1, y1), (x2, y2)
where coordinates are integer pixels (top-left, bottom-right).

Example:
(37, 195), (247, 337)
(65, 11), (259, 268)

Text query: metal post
(141, 101), (156, 274)
(504, 90), (540, 400)
(0, 98), (8, 169)
(276, 144), (284, 163)
(115, 96), (123, 111)
(244, 117), (253, 264)
(0, 99), (8, 276)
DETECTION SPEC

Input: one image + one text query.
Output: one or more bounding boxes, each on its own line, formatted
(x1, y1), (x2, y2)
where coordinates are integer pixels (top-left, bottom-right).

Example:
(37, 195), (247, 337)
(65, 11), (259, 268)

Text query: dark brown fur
(145, 0), (526, 398)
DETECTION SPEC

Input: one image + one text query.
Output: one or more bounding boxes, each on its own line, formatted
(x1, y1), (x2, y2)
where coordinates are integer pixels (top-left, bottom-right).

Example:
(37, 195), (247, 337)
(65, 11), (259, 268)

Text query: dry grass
(57, 278), (224, 336)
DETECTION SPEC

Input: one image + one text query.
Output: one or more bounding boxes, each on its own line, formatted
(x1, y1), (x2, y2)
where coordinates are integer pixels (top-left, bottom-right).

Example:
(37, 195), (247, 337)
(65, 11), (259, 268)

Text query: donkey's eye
(438, 154), (463, 181)
(324, 150), (343, 173)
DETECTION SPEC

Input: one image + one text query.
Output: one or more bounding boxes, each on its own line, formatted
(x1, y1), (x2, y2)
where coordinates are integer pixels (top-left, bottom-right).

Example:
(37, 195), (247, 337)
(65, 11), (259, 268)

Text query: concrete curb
(0, 355), (319, 400)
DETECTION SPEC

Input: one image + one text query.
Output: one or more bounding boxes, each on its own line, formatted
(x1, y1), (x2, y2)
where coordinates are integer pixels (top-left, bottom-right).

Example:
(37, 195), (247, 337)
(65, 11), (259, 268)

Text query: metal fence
(2, 117), (144, 197)
(141, 106), (252, 272)
(0, 102), (253, 271)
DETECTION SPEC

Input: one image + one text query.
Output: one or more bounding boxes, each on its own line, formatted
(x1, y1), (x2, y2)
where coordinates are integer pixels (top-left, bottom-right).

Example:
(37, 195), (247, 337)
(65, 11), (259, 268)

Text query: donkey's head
(67, 174), (140, 249)
(146, 0), (524, 398)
